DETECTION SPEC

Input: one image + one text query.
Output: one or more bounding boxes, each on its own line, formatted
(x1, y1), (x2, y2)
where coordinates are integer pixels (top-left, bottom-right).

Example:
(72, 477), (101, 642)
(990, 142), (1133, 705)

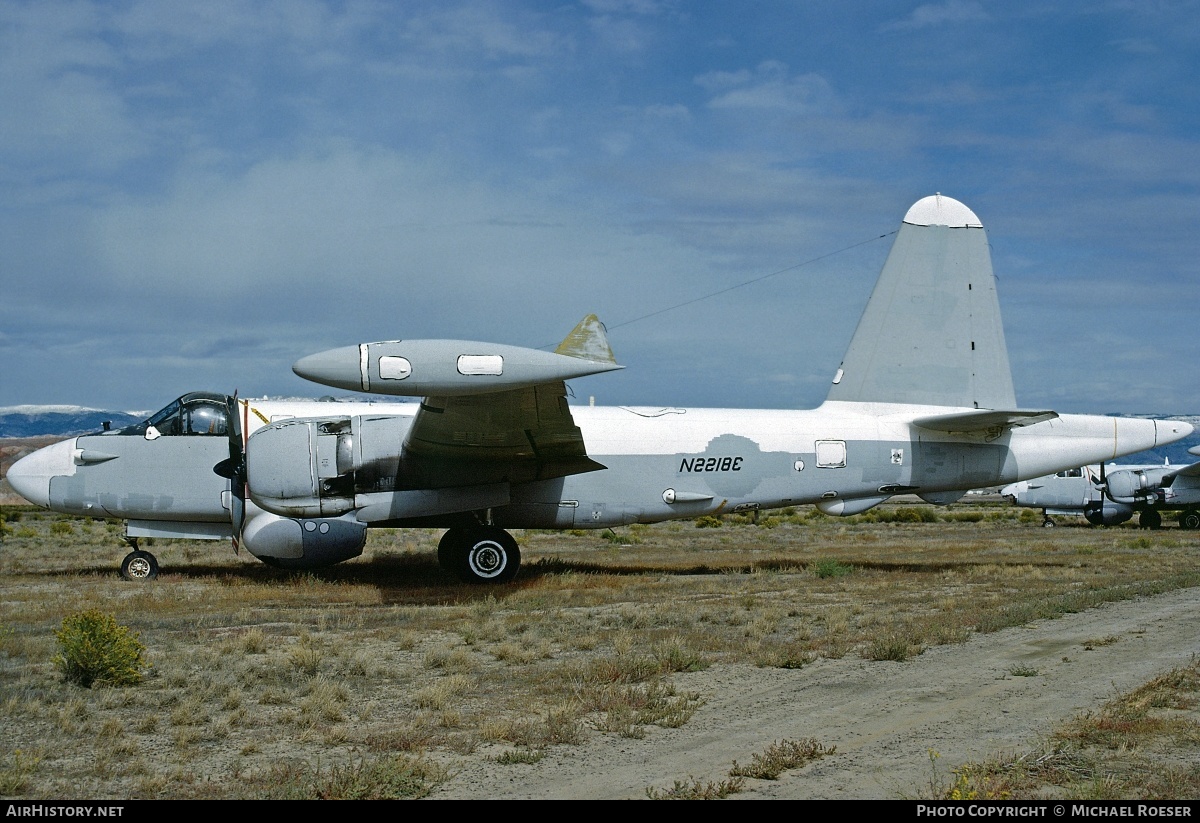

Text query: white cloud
(881, 0), (989, 32)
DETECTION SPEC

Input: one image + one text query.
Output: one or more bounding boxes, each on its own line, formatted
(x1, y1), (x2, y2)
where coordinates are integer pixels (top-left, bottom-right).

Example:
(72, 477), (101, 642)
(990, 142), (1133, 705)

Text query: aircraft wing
(291, 313), (618, 491)
(399, 381), (606, 488)
(1170, 446), (1200, 479)
(912, 409), (1059, 433)
(1163, 458), (1200, 483)
(1171, 460), (1200, 479)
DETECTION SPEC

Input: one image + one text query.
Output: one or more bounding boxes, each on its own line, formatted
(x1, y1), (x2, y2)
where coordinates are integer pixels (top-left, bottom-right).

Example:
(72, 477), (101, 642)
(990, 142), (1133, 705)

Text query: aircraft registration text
(679, 456), (744, 473)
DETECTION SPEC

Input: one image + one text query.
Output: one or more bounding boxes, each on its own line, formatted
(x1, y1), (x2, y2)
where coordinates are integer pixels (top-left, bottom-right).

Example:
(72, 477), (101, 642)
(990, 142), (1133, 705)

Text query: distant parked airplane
(8, 195), (1192, 581)
(1001, 447), (1200, 529)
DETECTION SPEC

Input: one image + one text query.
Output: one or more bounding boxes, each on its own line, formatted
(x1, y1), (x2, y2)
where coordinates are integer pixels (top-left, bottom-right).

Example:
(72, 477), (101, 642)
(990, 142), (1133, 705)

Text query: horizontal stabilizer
(912, 409), (1059, 433)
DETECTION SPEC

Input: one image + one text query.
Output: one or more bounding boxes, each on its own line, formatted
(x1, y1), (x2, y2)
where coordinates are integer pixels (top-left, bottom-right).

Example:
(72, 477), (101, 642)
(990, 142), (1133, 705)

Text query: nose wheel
(120, 549), (159, 581)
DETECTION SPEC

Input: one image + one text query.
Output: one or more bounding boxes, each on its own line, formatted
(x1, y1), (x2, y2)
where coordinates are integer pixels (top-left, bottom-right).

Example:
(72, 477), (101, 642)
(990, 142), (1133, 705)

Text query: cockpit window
(186, 401), (227, 435)
(119, 393), (231, 436)
(1055, 468), (1083, 478)
(145, 400), (183, 436)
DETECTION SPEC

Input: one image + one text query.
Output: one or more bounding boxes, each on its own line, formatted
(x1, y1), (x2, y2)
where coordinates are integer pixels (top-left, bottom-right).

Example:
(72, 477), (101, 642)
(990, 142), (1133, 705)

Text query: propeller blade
(224, 392), (249, 551)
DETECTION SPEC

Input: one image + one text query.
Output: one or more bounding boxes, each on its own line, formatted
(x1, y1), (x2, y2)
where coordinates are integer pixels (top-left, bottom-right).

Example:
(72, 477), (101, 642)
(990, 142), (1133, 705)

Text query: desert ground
(2, 492), (1199, 800)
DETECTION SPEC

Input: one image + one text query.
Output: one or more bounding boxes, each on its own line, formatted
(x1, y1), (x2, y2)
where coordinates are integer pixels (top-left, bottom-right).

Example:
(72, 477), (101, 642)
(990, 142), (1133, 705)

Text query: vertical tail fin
(826, 194), (1016, 409)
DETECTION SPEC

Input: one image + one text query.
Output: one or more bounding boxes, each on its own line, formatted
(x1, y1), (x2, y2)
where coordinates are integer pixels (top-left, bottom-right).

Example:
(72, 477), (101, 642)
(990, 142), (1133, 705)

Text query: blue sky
(2, 0), (1198, 415)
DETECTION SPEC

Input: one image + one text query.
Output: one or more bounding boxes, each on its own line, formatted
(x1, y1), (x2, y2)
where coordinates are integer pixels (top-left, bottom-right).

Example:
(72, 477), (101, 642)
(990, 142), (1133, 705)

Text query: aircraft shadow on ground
(28, 553), (1078, 609)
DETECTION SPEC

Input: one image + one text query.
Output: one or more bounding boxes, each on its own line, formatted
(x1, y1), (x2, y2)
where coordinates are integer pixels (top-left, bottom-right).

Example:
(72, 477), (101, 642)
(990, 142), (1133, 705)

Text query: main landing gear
(437, 526), (521, 584)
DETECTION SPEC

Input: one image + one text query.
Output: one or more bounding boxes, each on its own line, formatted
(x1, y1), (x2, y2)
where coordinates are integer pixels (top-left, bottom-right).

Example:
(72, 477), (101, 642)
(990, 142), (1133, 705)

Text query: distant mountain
(0, 405), (146, 438)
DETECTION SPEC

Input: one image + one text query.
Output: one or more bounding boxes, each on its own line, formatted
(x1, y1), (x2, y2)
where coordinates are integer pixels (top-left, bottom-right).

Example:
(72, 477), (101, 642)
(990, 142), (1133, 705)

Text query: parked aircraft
(1001, 447), (1200, 529)
(7, 195), (1192, 582)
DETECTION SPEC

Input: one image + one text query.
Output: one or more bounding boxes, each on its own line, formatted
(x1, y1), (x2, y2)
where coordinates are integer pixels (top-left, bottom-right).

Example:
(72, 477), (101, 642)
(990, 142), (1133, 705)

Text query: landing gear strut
(437, 526), (521, 584)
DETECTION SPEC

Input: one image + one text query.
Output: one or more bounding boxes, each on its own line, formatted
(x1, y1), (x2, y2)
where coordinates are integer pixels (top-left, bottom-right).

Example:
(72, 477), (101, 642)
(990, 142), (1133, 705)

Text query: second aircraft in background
(1002, 446), (1200, 529)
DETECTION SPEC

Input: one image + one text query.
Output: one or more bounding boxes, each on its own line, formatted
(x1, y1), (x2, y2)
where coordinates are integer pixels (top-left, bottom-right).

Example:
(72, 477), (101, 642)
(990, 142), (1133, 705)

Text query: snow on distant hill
(0, 406), (146, 438)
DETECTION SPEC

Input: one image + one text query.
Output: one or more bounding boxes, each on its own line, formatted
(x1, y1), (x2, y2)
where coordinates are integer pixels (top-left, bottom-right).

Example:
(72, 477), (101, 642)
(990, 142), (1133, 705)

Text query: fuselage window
(1056, 468), (1083, 478)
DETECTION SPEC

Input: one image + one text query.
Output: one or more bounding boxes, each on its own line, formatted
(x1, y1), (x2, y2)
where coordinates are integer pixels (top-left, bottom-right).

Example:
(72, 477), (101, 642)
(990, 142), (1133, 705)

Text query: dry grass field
(2, 499), (1200, 800)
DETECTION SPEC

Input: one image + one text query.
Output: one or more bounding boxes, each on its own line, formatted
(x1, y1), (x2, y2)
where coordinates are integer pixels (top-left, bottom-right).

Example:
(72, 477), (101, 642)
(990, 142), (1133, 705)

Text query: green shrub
(811, 559), (853, 579)
(55, 610), (146, 688)
(694, 515), (723, 528)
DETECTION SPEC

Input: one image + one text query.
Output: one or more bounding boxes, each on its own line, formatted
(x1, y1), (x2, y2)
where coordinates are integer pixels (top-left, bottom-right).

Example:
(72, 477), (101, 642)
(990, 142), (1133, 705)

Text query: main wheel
(1180, 509), (1200, 530)
(454, 527), (521, 584)
(120, 549), (159, 581)
(437, 528), (469, 573)
(1139, 509), (1162, 530)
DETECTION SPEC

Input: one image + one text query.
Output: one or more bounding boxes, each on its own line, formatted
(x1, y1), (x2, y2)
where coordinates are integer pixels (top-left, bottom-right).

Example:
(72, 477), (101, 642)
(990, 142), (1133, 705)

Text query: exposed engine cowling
(1104, 467), (1172, 504)
(239, 508), (366, 569)
(1084, 499), (1134, 526)
(246, 417), (360, 518)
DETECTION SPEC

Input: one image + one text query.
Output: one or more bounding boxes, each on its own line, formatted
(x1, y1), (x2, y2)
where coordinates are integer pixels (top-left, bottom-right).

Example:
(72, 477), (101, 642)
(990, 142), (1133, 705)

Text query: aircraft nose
(6, 438), (76, 508)
(999, 481), (1025, 501)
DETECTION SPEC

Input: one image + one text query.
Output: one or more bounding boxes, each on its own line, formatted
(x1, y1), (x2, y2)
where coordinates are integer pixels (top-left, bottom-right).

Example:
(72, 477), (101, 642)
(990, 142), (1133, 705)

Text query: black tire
(1180, 510), (1200, 531)
(120, 550), (159, 581)
(1041, 518), (1055, 528)
(455, 526), (521, 584)
(1139, 509), (1162, 530)
(437, 528), (469, 573)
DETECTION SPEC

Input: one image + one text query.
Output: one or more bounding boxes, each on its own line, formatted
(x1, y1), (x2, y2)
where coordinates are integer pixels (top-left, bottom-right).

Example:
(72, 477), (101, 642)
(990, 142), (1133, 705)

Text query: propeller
(213, 392), (249, 551)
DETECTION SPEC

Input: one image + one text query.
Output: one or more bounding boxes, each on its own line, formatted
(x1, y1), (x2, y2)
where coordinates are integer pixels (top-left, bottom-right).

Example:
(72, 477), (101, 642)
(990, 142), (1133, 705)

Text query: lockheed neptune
(8, 195), (1191, 582)
(1002, 447), (1200, 529)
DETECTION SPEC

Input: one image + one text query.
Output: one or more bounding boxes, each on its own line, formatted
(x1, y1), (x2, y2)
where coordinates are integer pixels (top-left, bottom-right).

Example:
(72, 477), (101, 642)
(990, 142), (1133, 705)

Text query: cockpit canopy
(119, 392), (232, 437)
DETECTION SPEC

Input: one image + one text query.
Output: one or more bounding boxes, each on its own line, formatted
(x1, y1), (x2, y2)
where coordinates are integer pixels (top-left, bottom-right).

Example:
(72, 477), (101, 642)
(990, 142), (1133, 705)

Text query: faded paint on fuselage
(33, 396), (1175, 532)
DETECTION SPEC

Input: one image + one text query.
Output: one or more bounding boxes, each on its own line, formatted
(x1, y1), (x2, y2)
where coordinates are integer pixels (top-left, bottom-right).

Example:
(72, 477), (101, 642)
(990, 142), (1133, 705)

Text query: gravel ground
(429, 586), (1200, 800)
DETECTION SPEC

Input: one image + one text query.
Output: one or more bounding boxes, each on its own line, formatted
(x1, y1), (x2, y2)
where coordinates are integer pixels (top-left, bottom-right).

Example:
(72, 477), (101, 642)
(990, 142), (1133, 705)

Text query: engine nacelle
(1084, 499), (1134, 526)
(246, 416), (364, 518)
(239, 509), (366, 569)
(1104, 467), (1172, 504)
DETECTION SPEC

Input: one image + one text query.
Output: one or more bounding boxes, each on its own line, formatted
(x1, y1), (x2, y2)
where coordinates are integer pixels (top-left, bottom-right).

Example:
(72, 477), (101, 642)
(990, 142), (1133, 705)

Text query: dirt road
(429, 586), (1200, 799)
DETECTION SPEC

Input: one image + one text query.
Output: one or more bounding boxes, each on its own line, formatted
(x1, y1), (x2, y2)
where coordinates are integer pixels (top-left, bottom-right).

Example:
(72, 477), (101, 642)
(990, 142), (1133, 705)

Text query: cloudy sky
(2, 0), (1198, 416)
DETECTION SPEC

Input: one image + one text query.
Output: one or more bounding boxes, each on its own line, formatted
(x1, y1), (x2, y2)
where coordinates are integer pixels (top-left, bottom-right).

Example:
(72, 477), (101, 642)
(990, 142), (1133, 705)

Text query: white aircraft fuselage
(7, 194), (1193, 582)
